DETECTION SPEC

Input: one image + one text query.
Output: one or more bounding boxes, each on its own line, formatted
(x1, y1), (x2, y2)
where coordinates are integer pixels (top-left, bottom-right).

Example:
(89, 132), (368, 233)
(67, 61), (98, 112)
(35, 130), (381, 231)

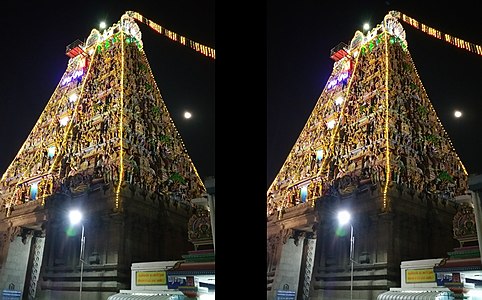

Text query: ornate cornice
(187, 208), (212, 246)
(282, 228), (293, 244)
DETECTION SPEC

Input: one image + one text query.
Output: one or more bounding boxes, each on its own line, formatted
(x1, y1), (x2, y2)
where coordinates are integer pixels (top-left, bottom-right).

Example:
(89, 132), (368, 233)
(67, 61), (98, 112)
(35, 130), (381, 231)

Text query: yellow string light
(405, 49), (468, 177)
(140, 50), (206, 191)
(268, 11), (473, 214)
(3, 47), (97, 210)
(115, 29), (126, 211)
(322, 55), (361, 178)
(50, 54), (97, 176)
(126, 11), (215, 59)
(383, 30), (390, 211)
(397, 11), (482, 57)
(2, 12), (211, 213)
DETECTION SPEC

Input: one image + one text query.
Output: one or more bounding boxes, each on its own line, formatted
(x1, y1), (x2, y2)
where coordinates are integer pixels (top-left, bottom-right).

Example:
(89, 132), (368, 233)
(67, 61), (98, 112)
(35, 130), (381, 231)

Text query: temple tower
(0, 12), (206, 300)
(267, 11), (467, 300)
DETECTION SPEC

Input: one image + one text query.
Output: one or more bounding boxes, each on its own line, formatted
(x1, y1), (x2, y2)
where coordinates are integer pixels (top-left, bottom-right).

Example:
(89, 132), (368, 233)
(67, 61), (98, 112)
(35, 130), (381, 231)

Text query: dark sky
(267, 1), (482, 189)
(0, 1), (214, 182)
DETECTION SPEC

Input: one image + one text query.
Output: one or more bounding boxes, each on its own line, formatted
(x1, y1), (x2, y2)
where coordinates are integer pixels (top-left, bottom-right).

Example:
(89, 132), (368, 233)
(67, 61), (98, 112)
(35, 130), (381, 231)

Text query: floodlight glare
(69, 210), (83, 225)
(337, 210), (351, 226)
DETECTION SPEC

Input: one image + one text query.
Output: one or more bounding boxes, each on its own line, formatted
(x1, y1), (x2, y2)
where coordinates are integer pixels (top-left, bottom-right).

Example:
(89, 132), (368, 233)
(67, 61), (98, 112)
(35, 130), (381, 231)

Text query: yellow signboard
(136, 271), (167, 286)
(405, 268), (435, 283)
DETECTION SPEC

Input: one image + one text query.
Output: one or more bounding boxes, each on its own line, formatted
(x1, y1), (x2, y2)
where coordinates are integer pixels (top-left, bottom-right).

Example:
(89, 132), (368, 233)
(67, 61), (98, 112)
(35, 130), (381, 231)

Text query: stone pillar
(468, 174), (482, 263)
(301, 237), (316, 299)
(27, 234), (45, 299)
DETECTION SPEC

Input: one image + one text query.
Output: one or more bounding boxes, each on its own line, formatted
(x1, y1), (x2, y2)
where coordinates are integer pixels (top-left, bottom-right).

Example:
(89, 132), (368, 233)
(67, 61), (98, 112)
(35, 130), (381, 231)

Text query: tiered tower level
(267, 12), (468, 216)
(0, 13), (205, 212)
(267, 12), (469, 300)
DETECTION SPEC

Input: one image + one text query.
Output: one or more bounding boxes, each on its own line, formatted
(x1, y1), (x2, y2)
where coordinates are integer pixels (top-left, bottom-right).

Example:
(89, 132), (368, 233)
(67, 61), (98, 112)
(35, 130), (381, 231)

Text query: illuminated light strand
(115, 30), (126, 211)
(1, 97), (58, 184)
(3, 13), (210, 211)
(397, 12), (482, 57)
(394, 11), (468, 177)
(43, 53), (96, 205)
(318, 55), (361, 187)
(268, 12), (472, 212)
(49, 55), (96, 176)
(267, 67), (335, 197)
(41, 64), (85, 206)
(2, 53), (96, 211)
(307, 56), (359, 208)
(126, 11), (215, 59)
(44, 62), (89, 202)
(267, 57), (359, 212)
(268, 58), (349, 205)
(140, 49), (206, 192)
(0, 57), (83, 184)
(383, 30), (391, 211)
(405, 50), (468, 176)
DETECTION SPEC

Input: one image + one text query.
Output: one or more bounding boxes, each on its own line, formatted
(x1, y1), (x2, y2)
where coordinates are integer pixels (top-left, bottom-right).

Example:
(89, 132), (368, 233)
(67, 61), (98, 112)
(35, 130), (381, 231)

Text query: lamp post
(69, 209), (85, 300)
(337, 210), (354, 300)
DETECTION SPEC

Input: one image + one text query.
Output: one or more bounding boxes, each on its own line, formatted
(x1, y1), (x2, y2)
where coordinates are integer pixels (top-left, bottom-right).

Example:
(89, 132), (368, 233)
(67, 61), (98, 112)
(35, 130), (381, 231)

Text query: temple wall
(267, 183), (459, 300)
(269, 237), (304, 299)
(32, 185), (194, 299)
(0, 235), (32, 295)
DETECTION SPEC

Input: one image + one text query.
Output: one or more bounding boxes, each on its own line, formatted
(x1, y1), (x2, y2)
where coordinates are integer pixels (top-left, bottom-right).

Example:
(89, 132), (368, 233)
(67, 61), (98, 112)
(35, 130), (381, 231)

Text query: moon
(454, 110), (462, 118)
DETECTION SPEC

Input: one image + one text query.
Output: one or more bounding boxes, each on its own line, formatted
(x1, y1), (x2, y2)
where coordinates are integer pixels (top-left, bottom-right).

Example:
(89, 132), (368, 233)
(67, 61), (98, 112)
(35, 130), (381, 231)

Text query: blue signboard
(276, 290), (296, 300)
(2, 290), (21, 300)
(167, 275), (187, 289)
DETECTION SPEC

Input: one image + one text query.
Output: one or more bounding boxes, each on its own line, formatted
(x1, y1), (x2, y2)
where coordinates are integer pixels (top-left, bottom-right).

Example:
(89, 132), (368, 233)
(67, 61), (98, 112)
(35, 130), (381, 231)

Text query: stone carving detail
(28, 236), (45, 299)
(267, 233), (281, 273)
(268, 233), (280, 252)
(21, 229), (33, 245)
(37, 224), (46, 238)
(0, 24), (206, 214)
(187, 208), (212, 244)
(293, 230), (306, 246)
(282, 228), (293, 244)
(337, 175), (358, 196)
(10, 226), (21, 242)
(311, 222), (319, 239)
(302, 239), (316, 300)
(266, 12), (468, 217)
(0, 232), (7, 247)
(453, 203), (477, 244)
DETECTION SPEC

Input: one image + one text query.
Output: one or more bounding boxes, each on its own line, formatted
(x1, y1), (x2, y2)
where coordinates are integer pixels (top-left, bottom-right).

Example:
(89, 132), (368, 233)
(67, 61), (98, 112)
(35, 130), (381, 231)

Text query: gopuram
(0, 12), (210, 300)
(267, 11), (468, 300)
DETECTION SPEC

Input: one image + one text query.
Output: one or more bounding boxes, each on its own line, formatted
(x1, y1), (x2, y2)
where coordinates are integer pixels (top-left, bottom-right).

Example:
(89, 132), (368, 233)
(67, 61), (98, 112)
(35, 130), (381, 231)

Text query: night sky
(0, 1), (214, 182)
(267, 1), (482, 189)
